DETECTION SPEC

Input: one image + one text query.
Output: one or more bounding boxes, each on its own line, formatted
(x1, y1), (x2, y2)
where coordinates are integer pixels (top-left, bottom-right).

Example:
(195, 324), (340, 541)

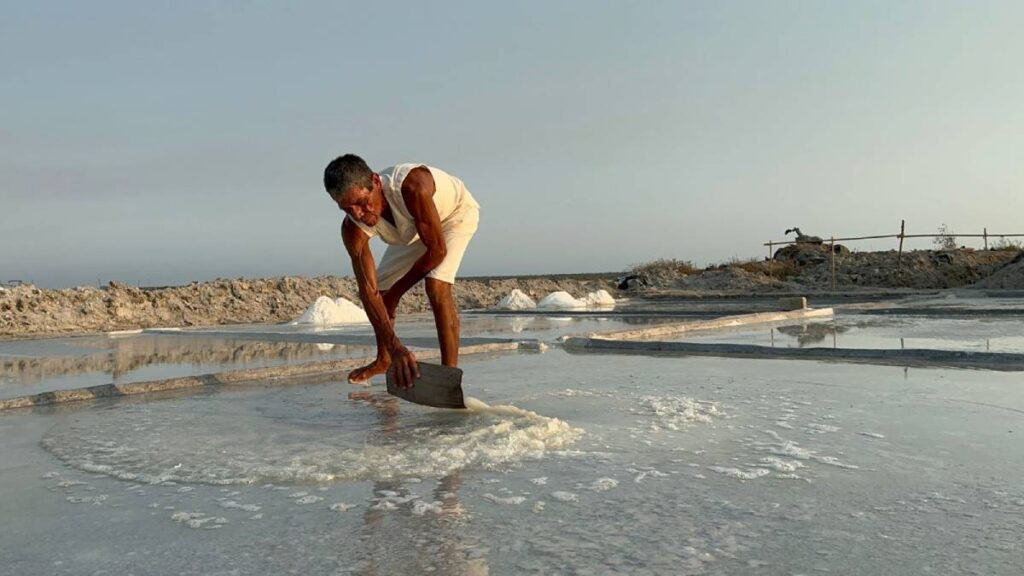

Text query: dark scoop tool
(386, 361), (466, 409)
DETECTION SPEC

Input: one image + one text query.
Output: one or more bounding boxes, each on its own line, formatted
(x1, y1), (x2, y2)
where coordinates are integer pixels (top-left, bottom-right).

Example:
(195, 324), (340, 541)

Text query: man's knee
(424, 278), (453, 303)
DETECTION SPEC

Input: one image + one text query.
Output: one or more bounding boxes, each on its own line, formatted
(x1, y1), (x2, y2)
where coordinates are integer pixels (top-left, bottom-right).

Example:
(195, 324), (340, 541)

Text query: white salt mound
(292, 296), (369, 325)
(537, 291), (587, 310)
(496, 289), (537, 310)
(583, 289), (616, 308)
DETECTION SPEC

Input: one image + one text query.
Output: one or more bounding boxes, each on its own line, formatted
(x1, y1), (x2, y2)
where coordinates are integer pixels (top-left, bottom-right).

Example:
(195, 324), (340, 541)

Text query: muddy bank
(632, 249), (1023, 294)
(3, 248), (1021, 338)
(0, 276), (614, 339)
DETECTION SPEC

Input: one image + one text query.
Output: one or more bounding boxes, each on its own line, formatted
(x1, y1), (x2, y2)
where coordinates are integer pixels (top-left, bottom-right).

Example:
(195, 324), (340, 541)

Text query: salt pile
(583, 289), (616, 308)
(496, 289), (537, 310)
(537, 291), (588, 310)
(291, 296), (369, 325)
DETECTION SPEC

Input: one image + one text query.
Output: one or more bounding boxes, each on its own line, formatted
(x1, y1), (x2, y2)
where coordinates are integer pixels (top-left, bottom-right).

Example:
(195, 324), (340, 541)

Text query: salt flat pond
(3, 345), (1022, 575)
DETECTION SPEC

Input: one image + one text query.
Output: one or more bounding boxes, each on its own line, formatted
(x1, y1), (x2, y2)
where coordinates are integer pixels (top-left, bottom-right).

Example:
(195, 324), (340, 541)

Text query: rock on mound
(974, 252), (1024, 289)
(537, 291), (587, 310)
(774, 242), (848, 266)
(495, 289), (537, 310)
(292, 296), (369, 325)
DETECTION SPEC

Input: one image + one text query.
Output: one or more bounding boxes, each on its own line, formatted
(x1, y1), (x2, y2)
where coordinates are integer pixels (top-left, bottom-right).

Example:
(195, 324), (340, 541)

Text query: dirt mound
(973, 252), (1024, 289)
(0, 276), (614, 338)
(673, 267), (795, 292)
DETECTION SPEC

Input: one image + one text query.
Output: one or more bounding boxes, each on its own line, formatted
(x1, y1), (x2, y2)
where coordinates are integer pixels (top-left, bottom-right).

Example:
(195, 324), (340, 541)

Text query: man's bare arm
(382, 166), (447, 308)
(342, 218), (402, 354)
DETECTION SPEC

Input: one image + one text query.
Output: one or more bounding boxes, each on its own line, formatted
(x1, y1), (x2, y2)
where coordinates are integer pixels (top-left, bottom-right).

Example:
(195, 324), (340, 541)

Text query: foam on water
(42, 394), (583, 486)
(633, 395), (722, 430)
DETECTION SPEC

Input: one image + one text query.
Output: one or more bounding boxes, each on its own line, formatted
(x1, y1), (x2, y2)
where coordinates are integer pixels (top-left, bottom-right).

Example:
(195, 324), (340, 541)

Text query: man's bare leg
(425, 278), (459, 367)
(347, 289), (394, 384)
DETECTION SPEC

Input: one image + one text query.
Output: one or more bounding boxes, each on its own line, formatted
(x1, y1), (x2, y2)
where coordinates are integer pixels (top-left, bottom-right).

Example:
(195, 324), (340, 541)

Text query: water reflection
(349, 391), (489, 575)
(0, 335), (373, 387)
(774, 321), (850, 347)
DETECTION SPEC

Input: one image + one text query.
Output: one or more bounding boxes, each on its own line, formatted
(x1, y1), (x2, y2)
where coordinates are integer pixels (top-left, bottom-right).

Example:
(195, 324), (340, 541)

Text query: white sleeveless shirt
(349, 164), (480, 246)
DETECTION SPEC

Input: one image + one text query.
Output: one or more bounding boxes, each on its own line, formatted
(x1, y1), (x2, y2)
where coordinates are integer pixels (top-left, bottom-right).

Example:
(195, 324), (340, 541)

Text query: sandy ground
(2, 248), (1021, 339)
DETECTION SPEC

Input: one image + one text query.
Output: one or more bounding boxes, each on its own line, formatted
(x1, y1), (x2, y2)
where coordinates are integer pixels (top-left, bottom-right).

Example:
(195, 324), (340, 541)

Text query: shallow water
(674, 314), (1024, 353)
(0, 334), (376, 400)
(3, 350), (1022, 575)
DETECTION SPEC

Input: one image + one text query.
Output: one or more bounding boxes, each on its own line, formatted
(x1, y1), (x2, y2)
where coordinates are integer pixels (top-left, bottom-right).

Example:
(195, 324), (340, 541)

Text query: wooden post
(896, 219), (905, 281)
(830, 235), (836, 295)
(768, 241), (773, 278)
(983, 227), (988, 250)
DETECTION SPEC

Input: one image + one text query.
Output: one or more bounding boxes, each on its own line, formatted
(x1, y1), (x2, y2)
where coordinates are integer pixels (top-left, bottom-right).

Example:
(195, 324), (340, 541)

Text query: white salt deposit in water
(483, 493), (527, 505)
(633, 395), (722, 430)
(709, 466), (771, 480)
(43, 395), (583, 485)
(537, 291), (588, 310)
(291, 296), (369, 325)
(495, 289), (537, 310)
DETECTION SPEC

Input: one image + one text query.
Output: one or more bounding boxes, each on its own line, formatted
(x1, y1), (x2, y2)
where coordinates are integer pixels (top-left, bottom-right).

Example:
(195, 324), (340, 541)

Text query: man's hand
(389, 344), (420, 389)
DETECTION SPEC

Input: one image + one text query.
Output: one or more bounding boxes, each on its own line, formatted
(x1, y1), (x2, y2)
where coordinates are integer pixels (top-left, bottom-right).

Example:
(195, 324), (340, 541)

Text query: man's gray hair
(324, 154), (374, 196)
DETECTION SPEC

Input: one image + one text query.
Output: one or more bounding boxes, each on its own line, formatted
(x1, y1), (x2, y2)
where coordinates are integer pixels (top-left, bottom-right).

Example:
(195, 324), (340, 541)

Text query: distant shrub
(991, 237), (1024, 251)
(933, 223), (958, 251)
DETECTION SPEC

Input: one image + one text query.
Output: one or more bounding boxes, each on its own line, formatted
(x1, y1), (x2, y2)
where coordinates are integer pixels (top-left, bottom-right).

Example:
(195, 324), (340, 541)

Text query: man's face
(333, 175), (382, 226)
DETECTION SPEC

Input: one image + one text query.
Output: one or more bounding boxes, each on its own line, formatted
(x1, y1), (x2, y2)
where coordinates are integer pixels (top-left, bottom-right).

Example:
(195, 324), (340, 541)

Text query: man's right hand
(389, 344), (420, 389)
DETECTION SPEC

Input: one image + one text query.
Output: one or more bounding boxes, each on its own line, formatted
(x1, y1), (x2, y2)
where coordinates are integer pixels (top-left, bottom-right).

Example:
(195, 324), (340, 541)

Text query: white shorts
(376, 208), (479, 290)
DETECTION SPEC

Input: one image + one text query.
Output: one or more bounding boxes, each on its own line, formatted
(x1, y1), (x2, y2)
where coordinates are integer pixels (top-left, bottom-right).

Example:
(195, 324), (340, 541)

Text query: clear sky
(2, 1), (1022, 288)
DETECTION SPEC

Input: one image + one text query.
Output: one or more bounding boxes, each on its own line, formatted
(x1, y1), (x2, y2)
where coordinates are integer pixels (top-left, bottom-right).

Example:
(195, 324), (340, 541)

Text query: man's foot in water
(347, 356), (390, 385)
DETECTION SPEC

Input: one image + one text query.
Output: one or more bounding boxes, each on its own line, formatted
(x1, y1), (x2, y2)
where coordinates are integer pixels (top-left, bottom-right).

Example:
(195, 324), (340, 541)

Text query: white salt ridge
(550, 491), (579, 502)
(291, 296), (369, 325)
(329, 502), (354, 512)
(495, 289), (537, 310)
(709, 467), (771, 480)
(537, 291), (587, 310)
(858, 431), (886, 439)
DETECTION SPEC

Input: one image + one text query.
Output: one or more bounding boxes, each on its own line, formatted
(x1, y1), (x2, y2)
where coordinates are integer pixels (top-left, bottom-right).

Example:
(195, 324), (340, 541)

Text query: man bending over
(323, 154), (480, 389)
